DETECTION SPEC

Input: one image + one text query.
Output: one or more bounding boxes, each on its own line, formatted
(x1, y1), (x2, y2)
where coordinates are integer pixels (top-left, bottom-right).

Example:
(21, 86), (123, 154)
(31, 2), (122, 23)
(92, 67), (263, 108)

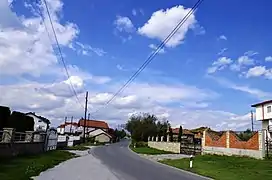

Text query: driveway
(92, 140), (208, 180)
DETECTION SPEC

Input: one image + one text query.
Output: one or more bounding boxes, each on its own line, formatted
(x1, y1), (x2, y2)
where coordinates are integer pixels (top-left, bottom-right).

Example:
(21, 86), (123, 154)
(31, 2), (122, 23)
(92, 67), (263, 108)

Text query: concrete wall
(0, 142), (44, 158)
(95, 134), (111, 143)
(148, 141), (180, 153)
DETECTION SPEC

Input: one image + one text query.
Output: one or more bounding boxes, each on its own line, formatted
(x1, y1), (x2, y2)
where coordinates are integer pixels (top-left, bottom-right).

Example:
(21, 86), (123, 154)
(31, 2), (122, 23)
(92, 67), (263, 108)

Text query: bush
(133, 141), (148, 148)
(0, 106), (11, 129)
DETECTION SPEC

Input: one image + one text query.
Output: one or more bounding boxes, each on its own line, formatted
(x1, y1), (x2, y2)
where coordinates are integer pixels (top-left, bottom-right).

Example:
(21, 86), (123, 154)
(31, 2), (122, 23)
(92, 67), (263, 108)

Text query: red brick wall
(205, 132), (226, 147)
(229, 132), (259, 150)
(204, 131), (260, 150)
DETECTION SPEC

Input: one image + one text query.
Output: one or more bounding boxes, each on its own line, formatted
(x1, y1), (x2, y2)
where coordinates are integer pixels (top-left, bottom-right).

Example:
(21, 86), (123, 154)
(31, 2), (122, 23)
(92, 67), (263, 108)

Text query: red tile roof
(78, 119), (109, 129)
(58, 122), (78, 128)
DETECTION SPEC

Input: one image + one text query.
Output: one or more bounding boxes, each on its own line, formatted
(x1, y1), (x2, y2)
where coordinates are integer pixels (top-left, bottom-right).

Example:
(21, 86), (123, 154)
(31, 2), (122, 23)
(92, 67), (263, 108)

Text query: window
(268, 106), (272, 113)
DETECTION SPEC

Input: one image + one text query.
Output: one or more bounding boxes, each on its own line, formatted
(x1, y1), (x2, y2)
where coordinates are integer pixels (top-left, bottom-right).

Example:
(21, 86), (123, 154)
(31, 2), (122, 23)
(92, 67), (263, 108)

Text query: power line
(40, 0), (85, 109)
(92, 0), (204, 115)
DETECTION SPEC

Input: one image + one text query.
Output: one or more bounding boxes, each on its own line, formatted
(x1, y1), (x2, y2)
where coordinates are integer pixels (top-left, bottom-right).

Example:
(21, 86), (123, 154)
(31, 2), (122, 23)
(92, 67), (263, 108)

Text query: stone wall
(148, 141), (180, 153)
(202, 130), (265, 159)
(0, 142), (45, 157)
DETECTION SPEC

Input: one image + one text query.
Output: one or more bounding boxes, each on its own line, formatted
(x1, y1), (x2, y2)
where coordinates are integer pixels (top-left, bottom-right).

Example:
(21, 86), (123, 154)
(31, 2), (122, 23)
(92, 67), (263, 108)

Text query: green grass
(160, 155), (272, 180)
(0, 150), (77, 180)
(130, 145), (175, 155)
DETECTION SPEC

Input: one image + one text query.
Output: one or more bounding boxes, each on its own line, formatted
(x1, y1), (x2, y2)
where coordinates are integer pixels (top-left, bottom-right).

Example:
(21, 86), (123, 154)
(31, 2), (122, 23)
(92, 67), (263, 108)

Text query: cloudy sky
(0, 0), (271, 130)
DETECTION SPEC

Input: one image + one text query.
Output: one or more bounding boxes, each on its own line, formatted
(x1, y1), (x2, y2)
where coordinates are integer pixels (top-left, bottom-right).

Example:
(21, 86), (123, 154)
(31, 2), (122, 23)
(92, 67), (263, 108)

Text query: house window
(268, 106), (272, 113)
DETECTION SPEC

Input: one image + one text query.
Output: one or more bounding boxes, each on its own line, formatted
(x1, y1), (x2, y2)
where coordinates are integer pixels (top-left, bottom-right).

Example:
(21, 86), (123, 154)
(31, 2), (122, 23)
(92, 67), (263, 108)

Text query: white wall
(57, 127), (65, 134)
(27, 114), (47, 131)
(255, 102), (272, 121)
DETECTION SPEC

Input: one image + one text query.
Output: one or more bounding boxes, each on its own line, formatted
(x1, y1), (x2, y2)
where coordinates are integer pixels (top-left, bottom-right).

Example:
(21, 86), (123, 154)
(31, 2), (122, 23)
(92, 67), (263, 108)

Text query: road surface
(92, 140), (208, 180)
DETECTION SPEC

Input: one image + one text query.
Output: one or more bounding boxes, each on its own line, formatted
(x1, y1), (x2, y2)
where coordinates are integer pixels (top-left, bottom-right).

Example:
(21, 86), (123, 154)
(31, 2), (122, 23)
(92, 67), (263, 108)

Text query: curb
(127, 142), (213, 180)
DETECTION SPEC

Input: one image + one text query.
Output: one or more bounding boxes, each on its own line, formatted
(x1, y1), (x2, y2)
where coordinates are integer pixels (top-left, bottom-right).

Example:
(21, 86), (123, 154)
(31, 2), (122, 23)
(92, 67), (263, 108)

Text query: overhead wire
(91, 0), (204, 115)
(39, 0), (85, 109)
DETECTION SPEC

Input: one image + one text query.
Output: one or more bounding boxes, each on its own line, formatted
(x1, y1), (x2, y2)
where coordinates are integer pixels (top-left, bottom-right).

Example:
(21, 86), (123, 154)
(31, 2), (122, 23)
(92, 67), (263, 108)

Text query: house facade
(252, 100), (272, 128)
(78, 119), (109, 135)
(252, 100), (272, 139)
(25, 112), (50, 132)
(57, 122), (79, 135)
(88, 129), (112, 143)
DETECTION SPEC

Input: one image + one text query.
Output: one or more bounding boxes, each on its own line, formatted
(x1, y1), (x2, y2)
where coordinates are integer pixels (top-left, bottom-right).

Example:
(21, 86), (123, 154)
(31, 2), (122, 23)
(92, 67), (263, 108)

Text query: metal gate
(265, 128), (272, 158)
(180, 135), (202, 155)
(45, 129), (58, 151)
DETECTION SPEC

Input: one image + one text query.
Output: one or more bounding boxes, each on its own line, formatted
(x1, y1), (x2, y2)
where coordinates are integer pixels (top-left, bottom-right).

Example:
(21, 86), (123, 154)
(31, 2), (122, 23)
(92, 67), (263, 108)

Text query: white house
(57, 122), (79, 135)
(25, 112), (50, 132)
(252, 100), (272, 138)
(88, 129), (112, 143)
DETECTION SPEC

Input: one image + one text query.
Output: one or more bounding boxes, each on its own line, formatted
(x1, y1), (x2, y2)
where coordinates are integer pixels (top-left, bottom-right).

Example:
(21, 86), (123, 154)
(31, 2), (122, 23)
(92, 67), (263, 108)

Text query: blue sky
(0, 0), (271, 130)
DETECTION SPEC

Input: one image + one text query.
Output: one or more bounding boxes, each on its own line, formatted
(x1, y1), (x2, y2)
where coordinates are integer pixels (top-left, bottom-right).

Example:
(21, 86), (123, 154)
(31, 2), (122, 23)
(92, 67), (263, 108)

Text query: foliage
(236, 129), (255, 141)
(130, 146), (175, 155)
(0, 150), (76, 180)
(112, 128), (126, 143)
(160, 155), (272, 180)
(178, 125), (183, 142)
(0, 106), (11, 129)
(169, 127), (173, 142)
(125, 113), (169, 142)
(7, 111), (34, 132)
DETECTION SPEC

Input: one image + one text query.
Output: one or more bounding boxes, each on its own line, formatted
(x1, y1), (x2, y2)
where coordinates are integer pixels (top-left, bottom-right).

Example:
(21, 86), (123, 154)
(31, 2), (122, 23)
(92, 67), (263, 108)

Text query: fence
(202, 130), (265, 159)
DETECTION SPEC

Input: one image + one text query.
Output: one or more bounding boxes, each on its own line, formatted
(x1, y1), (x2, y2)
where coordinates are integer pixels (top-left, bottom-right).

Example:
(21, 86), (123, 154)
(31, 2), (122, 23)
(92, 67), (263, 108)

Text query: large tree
(126, 113), (166, 142)
(178, 125), (183, 142)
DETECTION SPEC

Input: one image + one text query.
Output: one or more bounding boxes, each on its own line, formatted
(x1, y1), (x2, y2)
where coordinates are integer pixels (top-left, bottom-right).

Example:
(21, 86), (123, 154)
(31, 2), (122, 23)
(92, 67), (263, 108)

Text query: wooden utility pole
(251, 110), (254, 132)
(83, 91), (88, 143)
(70, 116), (73, 133)
(87, 113), (90, 133)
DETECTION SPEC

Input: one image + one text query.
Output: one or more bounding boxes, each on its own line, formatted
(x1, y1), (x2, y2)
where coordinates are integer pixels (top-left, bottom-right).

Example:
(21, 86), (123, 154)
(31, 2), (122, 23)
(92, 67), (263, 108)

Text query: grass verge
(130, 145), (175, 155)
(0, 150), (77, 180)
(160, 155), (272, 180)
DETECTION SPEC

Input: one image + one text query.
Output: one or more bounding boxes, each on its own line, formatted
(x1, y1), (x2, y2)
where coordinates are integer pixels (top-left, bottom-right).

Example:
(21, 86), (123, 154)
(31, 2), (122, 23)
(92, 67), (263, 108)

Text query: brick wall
(202, 130), (265, 159)
(205, 132), (226, 147)
(0, 142), (45, 158)
(229, 132), (259, 150)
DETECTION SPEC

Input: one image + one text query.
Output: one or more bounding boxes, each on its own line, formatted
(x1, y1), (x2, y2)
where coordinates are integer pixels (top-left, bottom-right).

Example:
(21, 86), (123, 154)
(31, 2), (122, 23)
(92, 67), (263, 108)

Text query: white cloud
(209, 76), (272, 100)
(244, 50), (258, 57)
(218, 35), (227, 40)
(138, 5), (200, 48)
(246, 66), (272, 79)
(207, 57), (232, 74)
(132, 9), (137, 16)
(114, 15), (135, 33)
(75, 42), (106, 56)
(148, 44), (165, 54)
(265, 56), (272, 62)
(217, 48), (228, 55)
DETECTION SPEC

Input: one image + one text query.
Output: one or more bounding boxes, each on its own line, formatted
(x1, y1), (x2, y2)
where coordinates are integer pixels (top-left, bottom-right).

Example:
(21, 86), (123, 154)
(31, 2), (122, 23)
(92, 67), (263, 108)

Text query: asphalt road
(91, 140), (208, 180)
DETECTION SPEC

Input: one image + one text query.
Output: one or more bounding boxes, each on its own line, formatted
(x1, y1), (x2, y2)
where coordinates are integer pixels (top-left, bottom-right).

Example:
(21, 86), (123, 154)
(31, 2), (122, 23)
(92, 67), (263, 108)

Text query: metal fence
(14, 132), (26, 142)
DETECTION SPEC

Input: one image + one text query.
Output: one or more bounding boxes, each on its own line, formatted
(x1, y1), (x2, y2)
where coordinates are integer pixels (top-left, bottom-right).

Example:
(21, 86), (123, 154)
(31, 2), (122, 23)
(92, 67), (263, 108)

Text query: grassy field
(130, 146), (175, 155)
(160, 155), (272, 180)
(0, 150), (77, 180)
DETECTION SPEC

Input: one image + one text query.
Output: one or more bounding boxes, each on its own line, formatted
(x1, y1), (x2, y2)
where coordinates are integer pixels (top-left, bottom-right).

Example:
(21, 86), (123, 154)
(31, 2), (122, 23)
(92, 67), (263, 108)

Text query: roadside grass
(130, 145), (175, 155)
(0, 150), (77, 180)
(160, 155), (272, 180)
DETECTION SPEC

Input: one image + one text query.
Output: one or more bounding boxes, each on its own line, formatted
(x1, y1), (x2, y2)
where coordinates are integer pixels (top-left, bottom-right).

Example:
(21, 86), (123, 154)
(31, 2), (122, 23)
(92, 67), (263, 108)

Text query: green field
(160, 155), (272, 180)
(0, 150), (77, 180)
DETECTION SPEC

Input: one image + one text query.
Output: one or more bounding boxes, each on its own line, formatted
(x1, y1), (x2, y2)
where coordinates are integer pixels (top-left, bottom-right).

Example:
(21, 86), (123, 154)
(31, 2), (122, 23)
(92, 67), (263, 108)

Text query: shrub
(0, 106), (11, 129)
(135, 141), (148, 147)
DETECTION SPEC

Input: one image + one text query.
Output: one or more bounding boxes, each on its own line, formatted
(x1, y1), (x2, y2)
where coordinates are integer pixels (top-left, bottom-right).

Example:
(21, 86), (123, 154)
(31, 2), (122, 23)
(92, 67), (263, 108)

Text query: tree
(7, 111), (34, 132)
(125, 113), (164, 142)
(178, 125), (183, 142)
(169, 127), (173, 142)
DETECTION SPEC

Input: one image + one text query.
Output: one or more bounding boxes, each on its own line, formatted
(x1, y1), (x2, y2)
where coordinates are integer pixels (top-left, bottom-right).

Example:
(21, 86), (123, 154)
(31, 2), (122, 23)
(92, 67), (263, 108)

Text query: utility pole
(251, 110), (254, 132)
(83, 91), (88, 143)
(87, 113), (90, 133)
(64, 116), (67, 134)
(70, 116), (73, 134)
